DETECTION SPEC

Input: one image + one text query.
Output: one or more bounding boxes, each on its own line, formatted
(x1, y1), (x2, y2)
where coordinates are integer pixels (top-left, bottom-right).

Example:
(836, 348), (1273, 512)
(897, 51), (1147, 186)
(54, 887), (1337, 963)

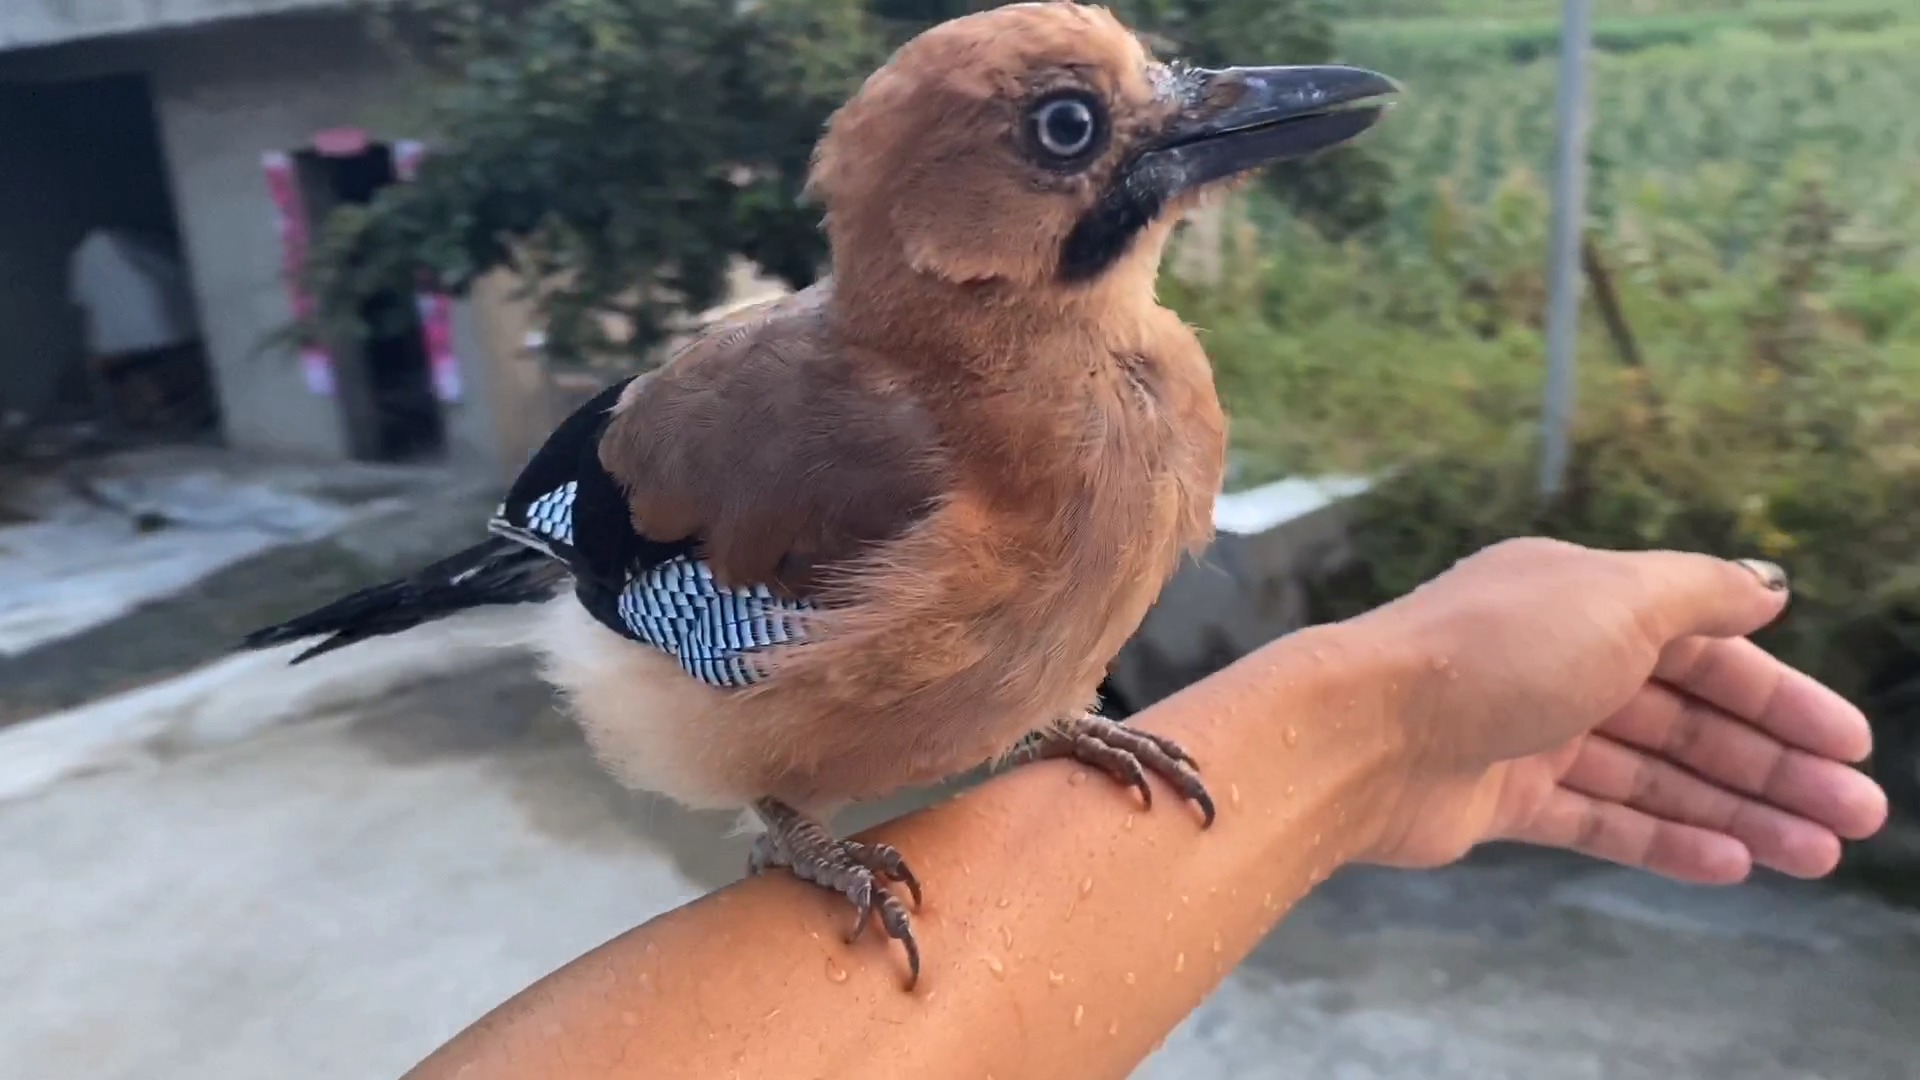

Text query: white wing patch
(523, 481), (577, 546)
(487, 482), (576, 558)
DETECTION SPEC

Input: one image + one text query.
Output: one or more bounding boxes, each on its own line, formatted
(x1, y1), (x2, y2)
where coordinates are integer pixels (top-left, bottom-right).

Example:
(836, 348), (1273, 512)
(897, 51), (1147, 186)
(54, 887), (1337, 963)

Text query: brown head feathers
(808, 4), (1171, 292)
(808, 3), (1396, 303)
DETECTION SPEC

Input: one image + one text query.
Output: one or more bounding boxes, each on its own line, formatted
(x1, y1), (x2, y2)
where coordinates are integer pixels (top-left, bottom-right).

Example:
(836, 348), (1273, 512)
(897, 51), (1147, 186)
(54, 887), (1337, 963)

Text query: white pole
(1538, 0), (1592, 500)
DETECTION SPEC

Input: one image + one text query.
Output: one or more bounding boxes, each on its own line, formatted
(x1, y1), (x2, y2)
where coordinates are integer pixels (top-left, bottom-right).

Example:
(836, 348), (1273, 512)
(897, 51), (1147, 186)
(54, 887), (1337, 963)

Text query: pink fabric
(262, 150), (334, 397)
(312, 126), (370, 157)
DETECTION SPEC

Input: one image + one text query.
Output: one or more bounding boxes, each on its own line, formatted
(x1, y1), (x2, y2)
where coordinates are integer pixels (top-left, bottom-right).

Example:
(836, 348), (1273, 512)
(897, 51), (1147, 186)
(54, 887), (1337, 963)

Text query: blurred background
(2, 0), (1918, 1076)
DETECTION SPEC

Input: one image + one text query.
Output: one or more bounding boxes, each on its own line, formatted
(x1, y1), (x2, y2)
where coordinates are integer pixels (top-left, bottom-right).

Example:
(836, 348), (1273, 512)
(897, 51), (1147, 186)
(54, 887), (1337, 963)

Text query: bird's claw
(1020, 713), (1216, 826)
(749, 798), (923, 989)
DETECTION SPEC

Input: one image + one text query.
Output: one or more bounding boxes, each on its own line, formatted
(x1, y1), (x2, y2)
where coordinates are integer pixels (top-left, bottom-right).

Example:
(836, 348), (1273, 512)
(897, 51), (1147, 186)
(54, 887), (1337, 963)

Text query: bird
(242, 1), (1396, 988)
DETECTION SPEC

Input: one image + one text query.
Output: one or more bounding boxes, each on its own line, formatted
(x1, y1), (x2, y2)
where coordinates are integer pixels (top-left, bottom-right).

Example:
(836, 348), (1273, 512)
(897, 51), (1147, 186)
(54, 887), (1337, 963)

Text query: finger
(1503, 787), (1753, 884)
(1560, 733), (1843, 878)
(1605, 550), (1790, 644)
(1654, 637), (1873, 763)
(1600, 682), (1888, 841)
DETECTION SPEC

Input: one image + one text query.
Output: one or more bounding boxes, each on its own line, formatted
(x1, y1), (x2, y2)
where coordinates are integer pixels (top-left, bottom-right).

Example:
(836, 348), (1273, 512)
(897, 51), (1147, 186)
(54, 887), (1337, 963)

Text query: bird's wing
(491, 283), (949, 687)
(487, 374), (634, 568)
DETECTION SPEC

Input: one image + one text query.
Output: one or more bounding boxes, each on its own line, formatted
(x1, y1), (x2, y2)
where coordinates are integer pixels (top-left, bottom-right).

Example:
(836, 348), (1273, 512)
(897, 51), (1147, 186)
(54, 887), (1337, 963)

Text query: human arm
(403, 540), (1887, 1080)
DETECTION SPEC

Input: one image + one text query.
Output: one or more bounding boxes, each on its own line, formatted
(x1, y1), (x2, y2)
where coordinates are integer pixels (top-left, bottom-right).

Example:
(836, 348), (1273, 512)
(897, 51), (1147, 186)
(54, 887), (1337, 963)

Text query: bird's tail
(241, 537), (568, 664)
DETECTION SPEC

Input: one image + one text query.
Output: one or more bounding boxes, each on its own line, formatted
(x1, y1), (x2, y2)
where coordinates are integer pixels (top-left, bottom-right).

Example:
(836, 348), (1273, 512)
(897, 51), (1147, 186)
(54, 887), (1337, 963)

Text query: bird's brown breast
(592, 280), (1225, 808)
(738, 314), (1226, 806)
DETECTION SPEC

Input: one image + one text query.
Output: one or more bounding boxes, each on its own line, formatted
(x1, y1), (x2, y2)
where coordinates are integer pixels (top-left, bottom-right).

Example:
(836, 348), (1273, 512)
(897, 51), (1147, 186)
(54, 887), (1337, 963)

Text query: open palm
(1359, 540), (1886, 883)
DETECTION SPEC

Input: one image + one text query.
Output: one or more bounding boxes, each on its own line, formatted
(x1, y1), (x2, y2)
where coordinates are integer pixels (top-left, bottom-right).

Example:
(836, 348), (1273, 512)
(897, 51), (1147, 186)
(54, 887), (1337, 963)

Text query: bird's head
(809, 2), (1397, 295)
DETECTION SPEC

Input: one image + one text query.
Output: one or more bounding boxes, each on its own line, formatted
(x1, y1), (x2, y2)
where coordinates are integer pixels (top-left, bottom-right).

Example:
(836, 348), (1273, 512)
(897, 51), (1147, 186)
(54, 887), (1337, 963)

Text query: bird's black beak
(1140, 65), (1400, 194)
(1057, 64), (1398, 283)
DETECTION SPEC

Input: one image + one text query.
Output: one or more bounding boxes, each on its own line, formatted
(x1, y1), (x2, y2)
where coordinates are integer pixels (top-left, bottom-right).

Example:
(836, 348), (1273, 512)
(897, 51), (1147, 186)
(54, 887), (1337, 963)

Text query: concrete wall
(0, 12), (528, 474)
(1107, 478), (1368, 712)
(1, 0), (344, 52)
(150, 15), (404, 460)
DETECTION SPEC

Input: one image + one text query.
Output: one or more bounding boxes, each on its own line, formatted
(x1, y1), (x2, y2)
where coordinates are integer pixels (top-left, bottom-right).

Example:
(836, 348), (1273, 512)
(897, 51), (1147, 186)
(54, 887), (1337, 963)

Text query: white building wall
(1, 11), (523, 473)
(2, 0), (346, 51)
(148, 16), (400, 460)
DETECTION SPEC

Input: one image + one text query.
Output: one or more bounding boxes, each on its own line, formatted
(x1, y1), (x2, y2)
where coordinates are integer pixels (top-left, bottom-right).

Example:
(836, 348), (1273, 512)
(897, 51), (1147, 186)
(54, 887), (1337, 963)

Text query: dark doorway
(0, 74), (218, 458)
(296, 142), (445, 463)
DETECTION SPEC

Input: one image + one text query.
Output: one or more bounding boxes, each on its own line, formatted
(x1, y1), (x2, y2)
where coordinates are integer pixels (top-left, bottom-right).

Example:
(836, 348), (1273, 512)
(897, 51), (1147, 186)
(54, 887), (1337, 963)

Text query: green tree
(311, 0), (1388, 367)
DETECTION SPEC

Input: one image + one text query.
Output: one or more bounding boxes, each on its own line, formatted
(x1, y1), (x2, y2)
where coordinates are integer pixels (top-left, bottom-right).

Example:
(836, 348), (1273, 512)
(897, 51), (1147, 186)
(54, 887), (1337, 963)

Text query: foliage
(1184, 4), (1920, 822)
(1336, 0), (1746, 14)
(1171, 159), (1920, 805)
(307, 0), (1384, 369)
(310, 0), (878, 369)
(1335, 0), (1909, 40)
(1341, 22), (1920, 244)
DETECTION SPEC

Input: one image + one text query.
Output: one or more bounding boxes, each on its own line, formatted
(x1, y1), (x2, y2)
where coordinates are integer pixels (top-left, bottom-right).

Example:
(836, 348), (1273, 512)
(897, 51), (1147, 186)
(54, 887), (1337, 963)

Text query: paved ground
(4, 653), (1918, 1080)
(0, 446), (495, 721)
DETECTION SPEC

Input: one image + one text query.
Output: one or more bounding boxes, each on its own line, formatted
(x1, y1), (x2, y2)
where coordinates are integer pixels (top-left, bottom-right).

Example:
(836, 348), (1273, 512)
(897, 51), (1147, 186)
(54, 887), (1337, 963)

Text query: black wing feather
(240, 537), (566, 664)
(242, 376), (656, 663)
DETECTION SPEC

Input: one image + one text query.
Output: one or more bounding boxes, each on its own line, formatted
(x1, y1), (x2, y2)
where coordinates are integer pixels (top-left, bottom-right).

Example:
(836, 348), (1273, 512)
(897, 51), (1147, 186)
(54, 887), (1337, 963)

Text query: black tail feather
(241, 537), (568, 664)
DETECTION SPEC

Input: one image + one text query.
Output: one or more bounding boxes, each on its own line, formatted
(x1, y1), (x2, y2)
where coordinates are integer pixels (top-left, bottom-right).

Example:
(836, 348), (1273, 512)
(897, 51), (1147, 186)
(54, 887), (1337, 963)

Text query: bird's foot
(1018, 712), (1216, 826)
(748, 797), (923, 988)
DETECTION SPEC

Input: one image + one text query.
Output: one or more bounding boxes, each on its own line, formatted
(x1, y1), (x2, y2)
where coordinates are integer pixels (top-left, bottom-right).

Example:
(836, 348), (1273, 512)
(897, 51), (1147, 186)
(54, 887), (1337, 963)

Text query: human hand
(1352, 537), (1888, 883)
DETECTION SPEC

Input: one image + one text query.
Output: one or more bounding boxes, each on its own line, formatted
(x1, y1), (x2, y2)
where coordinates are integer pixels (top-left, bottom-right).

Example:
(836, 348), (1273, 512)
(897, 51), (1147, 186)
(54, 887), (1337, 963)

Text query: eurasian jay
(245, 1), (1396, 988)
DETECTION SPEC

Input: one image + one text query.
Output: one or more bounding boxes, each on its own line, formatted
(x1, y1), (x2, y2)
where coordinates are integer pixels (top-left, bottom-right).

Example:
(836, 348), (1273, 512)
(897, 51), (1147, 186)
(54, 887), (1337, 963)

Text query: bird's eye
(1028, 94), (1103, 162)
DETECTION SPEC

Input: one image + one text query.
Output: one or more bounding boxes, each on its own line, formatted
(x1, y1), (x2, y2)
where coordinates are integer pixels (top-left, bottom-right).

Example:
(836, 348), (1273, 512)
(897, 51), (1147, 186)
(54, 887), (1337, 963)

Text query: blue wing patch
(496, 482), (810, 688)
(616, 557), (813, 688)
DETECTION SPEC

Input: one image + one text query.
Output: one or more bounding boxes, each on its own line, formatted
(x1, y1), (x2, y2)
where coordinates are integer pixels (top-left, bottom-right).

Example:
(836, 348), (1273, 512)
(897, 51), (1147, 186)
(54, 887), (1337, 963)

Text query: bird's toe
(1023, 713), (1217, 826)
(749, 799), (924, 989)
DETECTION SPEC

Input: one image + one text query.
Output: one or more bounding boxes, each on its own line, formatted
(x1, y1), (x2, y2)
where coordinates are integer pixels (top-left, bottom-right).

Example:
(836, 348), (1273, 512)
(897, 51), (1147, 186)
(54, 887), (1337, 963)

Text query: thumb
(1611, 550), (1791, 644)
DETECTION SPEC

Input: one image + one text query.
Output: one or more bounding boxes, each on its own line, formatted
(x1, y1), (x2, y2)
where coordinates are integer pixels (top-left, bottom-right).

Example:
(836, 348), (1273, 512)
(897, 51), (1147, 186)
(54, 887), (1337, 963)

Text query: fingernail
(1735, 558), (1789, 592)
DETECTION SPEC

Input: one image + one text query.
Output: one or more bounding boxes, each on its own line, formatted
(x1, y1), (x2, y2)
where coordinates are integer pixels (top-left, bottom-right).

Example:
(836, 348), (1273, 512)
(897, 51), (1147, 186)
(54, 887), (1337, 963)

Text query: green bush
(1338, 1), (1911, 78)
(1344, 25), (1920, 244)
(305, 0), (1382, 367)
(1171, 164), (1920, 807)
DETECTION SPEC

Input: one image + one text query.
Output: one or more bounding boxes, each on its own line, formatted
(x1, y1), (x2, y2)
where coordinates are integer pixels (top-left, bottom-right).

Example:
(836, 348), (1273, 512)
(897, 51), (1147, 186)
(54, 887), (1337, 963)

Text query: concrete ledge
(1109, 476), (1370, 710)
